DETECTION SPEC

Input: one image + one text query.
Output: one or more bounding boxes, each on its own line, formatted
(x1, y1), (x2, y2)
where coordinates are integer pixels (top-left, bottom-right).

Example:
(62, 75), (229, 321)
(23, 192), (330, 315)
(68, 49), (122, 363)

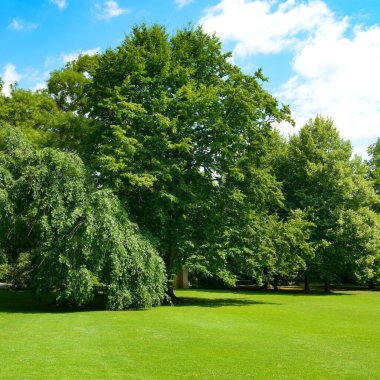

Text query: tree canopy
(277, 116), (379, 290)
(46, 24), (295, 282)
(0, 24), (379, 308)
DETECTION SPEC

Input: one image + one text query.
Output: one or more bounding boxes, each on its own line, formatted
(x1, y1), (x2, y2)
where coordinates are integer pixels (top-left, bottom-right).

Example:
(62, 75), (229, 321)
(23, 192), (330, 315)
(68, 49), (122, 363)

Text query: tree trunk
(165, 286), (179, 303)
(165, 244), (179, 303)
(273, 277), (279, 291)
(368, 280), (375, 290)
(324, 281), (330, 293)
(304, 275), (310, 292)
(165, 244), (175, 270)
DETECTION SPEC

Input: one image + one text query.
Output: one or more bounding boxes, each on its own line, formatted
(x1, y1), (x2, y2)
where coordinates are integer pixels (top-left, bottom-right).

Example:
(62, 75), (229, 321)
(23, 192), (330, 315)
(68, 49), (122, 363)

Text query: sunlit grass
(0, 289), (379, 379)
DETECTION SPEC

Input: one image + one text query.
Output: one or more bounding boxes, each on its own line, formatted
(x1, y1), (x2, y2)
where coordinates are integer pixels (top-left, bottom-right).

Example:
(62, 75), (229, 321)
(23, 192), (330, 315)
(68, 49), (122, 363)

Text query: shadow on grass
(173, 296), (279, 308)
(181, 288), (355, 297)
(171, 287), (355, 308)
(0, 289), (107, 314)
(0, 289), (279, 313)
(236, 290), (355, 297)
(0, 286), (357, 314)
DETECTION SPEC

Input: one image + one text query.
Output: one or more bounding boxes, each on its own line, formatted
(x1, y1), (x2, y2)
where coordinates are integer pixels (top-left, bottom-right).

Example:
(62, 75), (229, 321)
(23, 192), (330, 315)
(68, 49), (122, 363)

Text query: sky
(1, 0), (380, 158)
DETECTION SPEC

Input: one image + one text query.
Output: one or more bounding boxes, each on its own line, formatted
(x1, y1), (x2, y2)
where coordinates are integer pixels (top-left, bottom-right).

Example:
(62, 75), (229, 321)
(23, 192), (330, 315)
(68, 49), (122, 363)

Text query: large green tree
(278, 116), (379, 290)
(47, 24), (293, 283)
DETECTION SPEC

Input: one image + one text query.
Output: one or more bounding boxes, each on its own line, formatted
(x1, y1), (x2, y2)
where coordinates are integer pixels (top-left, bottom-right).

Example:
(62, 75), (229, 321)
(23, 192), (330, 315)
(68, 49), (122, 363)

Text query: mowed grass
(0, 289), (379, 379)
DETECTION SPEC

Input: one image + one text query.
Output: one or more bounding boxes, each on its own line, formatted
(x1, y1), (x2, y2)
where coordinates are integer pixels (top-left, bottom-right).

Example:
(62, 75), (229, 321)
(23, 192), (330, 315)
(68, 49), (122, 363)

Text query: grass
(0, 289), (379, 379)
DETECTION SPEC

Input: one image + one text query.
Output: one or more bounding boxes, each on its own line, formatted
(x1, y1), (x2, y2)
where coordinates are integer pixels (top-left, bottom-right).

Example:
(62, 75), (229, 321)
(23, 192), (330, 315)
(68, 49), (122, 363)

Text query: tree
(0, 128), (166, 309)
(0, 78), (99, 167)
(48, 53), (99, 114)
(327, 208), (380, 288)
(366, 139), (380, 286)
(279, 116), (379, 291)
(50, 24), (293, 283)
(368, 138), (380, 210)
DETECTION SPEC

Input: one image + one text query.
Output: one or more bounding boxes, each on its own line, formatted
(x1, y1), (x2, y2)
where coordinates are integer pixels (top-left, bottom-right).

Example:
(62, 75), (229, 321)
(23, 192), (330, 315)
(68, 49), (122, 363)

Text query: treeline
(0, 25), (379, 309)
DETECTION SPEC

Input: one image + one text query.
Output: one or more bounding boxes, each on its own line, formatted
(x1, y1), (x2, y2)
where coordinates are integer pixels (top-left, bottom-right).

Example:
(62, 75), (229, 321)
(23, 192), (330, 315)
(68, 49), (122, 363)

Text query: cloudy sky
(1, 0), (379, 157)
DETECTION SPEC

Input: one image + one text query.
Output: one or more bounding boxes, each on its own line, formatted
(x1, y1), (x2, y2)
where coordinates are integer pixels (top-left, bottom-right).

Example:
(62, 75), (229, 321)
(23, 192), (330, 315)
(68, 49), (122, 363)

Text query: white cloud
(96, 1), (130, 20)
(200, 0), (333, 56)
(8, 18), (37, 31)
(175, 0), (193, 8)
(49, 0), (67, 10)
(1, 64), (22, 96)
(30, 82), (47, 92)
(353, 143), (371, 160)
(61, 48), (100, 64)
(200, 0), (380, 154)
(1, 64), (49, 94)
(278, 21), (380, 143)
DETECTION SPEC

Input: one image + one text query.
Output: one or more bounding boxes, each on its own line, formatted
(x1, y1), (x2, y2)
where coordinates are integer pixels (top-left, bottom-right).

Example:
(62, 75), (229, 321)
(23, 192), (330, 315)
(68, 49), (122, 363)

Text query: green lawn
(0, 289), (379, 379)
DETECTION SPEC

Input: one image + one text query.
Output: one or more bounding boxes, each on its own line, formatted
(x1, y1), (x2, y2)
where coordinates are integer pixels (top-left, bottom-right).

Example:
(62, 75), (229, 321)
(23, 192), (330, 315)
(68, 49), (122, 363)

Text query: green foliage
(67, 24), (293, 281)
(2, 24), (378, 297)
(218, 208), (314, 287)
(0, 252), (34, 288)
(0, 128), (166, 308)
(47, 53), (99, 113)
(278, 116), (379, 287)
(0, 88), (61, 148)
(328, 208), (380, 285)
(0, 83), (99, 169)
(367, 138), (380, 211)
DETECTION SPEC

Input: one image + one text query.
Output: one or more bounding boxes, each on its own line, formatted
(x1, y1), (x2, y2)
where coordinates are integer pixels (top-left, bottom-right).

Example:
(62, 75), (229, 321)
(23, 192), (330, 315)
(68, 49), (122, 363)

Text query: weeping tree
(0, 128), (166, 309)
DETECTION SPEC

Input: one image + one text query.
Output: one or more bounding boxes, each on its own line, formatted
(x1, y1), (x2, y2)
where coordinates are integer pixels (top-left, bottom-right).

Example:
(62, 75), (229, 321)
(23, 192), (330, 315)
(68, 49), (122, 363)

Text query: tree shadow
(0, 286), (357, 314)
(173, 296), (280, 308)
(0, 289), (107, 314)
(228, 286), (356, 296)
(177, 288), (355, 298)
(0, 289), (279, 313)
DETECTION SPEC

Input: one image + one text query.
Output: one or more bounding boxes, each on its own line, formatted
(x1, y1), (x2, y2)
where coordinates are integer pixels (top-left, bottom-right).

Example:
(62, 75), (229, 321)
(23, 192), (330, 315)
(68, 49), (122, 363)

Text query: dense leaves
(278, 116), (380, 289)
(80, 25), (293, 282)
(0, 129), (166, 308)
(0, 24), (379, 304)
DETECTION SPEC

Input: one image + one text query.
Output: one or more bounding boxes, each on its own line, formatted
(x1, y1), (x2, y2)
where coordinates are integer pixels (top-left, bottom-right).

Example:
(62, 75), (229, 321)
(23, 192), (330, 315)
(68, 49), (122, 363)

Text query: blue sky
(1, 0), (380, 157)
